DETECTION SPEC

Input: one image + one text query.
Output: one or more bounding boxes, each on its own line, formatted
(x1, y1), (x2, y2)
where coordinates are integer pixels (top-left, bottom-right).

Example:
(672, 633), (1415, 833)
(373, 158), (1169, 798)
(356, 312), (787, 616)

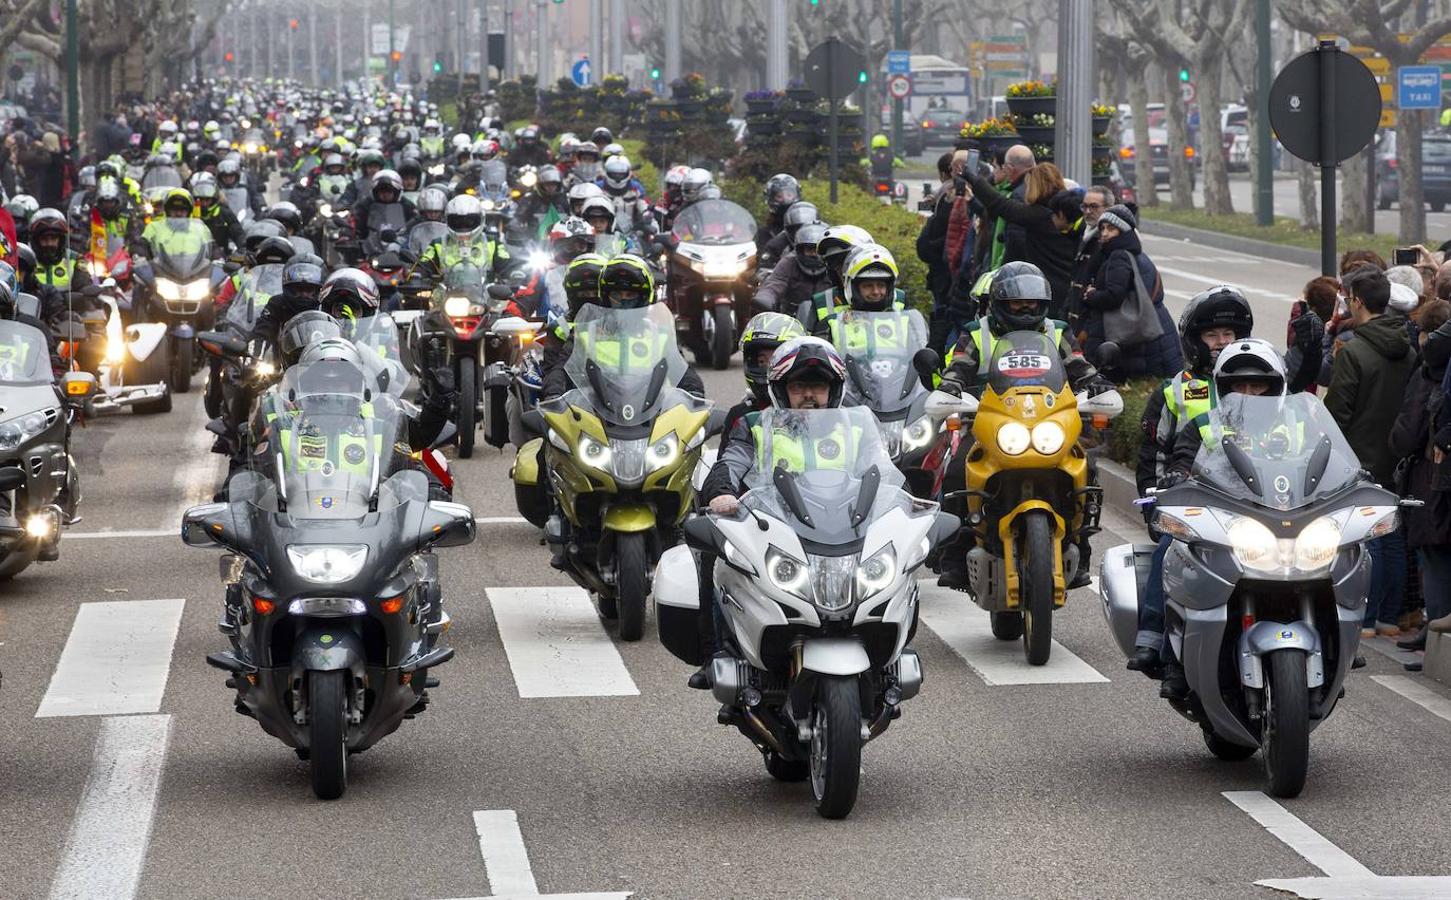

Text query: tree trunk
(1297, 157), (1319, 230)
(1164, 63), (1193, 209)
(1128, 59), (1156, 207)
(1340, 148), (1369, 233)
(1398, 107), (1427, 244)
(1196, 52), (1233, 215)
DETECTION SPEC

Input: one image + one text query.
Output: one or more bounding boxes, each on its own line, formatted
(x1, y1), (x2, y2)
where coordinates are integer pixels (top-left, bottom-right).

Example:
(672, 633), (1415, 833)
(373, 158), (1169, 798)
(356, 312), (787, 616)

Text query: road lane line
(475, 516), (530, 525)
(1370, 675), (1451, 725)
(166, 398), (224, 531)
(1153, 264), (1288, 300)
(916, 582), (1109, 685)
(64, 528), (177, 540)
(48, 714), (171, 900)
(1222, 791), (1374, 878)
(473, 810), (541, 895)
(487, 586), (639, 698)
(37, 599), (185, 718)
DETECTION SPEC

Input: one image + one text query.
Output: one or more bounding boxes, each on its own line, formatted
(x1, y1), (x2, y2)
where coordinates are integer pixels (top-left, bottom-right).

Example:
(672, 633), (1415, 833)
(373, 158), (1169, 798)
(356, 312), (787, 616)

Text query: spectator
(959, 161), (1078, 319)
(1325, 267), (1415, 638)
(1391, 300), (1451, 649)
(1320, 264), (1386, 386)
(1077, 204), (1182, 378)
(971, 143), (1034, 277)
(917, 152), (955, 349)
(1067, 184), (1114, 332)
(1289, 275), (1338, 394)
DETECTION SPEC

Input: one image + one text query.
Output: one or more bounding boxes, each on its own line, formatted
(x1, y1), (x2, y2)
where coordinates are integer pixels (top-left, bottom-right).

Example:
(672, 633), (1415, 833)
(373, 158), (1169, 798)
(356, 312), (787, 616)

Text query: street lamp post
(65, 0), (78, 145)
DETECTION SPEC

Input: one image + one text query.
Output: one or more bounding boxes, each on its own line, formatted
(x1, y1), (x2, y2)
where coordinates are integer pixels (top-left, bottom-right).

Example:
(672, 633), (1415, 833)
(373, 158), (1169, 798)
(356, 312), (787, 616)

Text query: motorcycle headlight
(318, 202), (333, 218)
(444, 295), (481, 317)
(1031, 421), (1065, 455)
(528, 250), (552, 272)
(996, 421), (1030, 455)
(0, 411), (51, 451)
(1227, 516), (1278, 572)
(428, 163), (445, 176)
(856, 546), (897, 601)
(766, 547), (810, 598)
(253, 359), (277, 378)
(701, 259), (745, 279)
(1294, 515), (1342, 572)
(156, 277), (182, 300)
(285, 544), (368, 584)
(243, 142), (258, 154)
(901, 414), (934, 453)
(519, 171), (538, 188)
(481, 199), (496, 211)
(181, 279), (210, 301)
(810, 554), (859, 612)
(104, 338), (127, 364)
(645, 432), (679, 473)
(577, 433), (612, 471)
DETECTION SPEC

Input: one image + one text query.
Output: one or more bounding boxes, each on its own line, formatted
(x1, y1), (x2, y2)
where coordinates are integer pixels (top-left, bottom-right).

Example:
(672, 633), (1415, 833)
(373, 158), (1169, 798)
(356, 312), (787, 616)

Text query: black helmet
(764, 173), (802, 217)
(265, 202), (303, 235)
(816, 224), (872, 288)
(28, 208), (69, 265)
(793, 223), (829, 277)
(597, 254), (655, 309)
(253, 236), (296, 265)
(590, 126), (613, 146)
(766, 336), (847, 409)
(243, 219), (288, 254)
(741, 312), (807, 404)
(281, 259), (326, 303)
(357, 148), (386, 172)
(1179, 286), (1254, 378)
(563, 253), (607, 317)
(397, 157), (423, 186)
(987, 261), (1052, 335)
(318, 267), (380, 320)
(279, 309), (343, 367)
(781, 201), (819, 241)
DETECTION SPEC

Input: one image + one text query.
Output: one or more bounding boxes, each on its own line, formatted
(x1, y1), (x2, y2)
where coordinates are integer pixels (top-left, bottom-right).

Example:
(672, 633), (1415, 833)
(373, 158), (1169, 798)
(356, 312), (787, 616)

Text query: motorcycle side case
(654, 543), (702, 665)
(1099, 543), (1159, 659)
(511, 437), (543, 487)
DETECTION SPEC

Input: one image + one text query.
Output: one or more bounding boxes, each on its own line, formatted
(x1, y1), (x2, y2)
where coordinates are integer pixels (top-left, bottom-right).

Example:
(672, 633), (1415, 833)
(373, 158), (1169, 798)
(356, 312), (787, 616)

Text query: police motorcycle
(667, 198), (759, 370)
(133, 218), (223, 394)
(830, 308), (960, 500)
(658, 405), (958, 818)
(1100, 392), (1400, 798)
(68, 279), (173, 415)
(0, 318), (88, 578)
(476, 160), (515, 234)
(519, 304), (713, 640)
(181, 340), (476, 800)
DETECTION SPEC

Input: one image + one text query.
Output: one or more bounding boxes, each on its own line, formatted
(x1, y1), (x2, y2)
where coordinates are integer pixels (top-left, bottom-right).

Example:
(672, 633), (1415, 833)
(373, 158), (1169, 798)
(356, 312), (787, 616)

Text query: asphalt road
(4, 236), (1451, 900)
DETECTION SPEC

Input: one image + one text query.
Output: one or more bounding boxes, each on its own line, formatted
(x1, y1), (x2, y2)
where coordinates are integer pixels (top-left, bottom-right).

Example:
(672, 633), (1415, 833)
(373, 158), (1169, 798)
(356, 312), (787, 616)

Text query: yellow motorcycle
(953, 330), (1122, 665)
(512, 304), (713, 640)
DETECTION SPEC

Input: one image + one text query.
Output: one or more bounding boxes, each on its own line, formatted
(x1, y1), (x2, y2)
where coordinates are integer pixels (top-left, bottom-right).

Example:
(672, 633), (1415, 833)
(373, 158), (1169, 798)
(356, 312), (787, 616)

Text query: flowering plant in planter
(1091, 102), (1117, 117)
(962, 117), (1019, 139)
(1006, 79), (1055, 98)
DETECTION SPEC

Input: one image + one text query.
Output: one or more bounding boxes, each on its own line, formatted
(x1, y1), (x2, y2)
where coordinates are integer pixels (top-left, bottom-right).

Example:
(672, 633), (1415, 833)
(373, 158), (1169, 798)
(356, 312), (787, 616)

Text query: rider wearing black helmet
(758, 200), (818, 270)
(247, 257), (327, 349)
(753, 173), (802, 250)
(24, 207), (92, 321)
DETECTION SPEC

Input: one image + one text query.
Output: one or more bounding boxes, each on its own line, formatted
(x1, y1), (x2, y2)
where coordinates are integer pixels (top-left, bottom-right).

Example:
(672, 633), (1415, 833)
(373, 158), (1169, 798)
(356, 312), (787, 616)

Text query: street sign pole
(65, 0), (78, 146)
(1319, 40), (1337, 276)
(891, 0), (903, 151)
(1254, 0), (1274, 226)
(828, 43), (839, 205)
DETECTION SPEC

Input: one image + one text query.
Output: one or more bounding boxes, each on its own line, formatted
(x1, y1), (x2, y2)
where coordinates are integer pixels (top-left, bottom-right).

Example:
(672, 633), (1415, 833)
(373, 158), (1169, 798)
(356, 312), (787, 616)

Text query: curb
(1142, 219), (1321, 269)
(1098, 457), (1143, 528)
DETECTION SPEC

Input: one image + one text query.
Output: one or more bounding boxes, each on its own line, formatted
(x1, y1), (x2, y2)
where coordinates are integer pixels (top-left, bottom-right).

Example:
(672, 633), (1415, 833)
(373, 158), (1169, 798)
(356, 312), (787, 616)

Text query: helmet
(243, 219), (288, 254)
(590, 126), (613, 146)
(766, 336), (846, 409)
(578, 196), (616, 233)
(572, 142), (601, 181)
(781, 201), (819, 241)
(568, 181), (606, 215)
(792, 223), (829, 277)
(563, 253), (607, 317)
(1212, 338), (1286, 398)
(871, 133), (890, 150)
(29, 208), (69, 264)
(445, 194), (484, 238)
(417, 186), (448, 220)
(472, 139), (499, 161)
(193, 178), (220, 205)
(549, 216), (595, 263)
(159, 120), (178, 137)
(598, 254), (655, 309)
(323, 153), (347, 174)
(357, 148), (386, 173)
(1178, 286), (1255, 378)
(280, 311), (346, 366)
(0, 261), (16, 319)
(95, 179), (125, 219)
(601, 142), (625, 160)
(217, 157), (242, 184)
(681, 168), (714, 203)
(281, 259), (326, 302)
(741, 312), (807, 403)
(557, 135), (579, 162)
(764, 173), (802, 217)
(15, 244), (36, 281)
(817, 224), (873, 286)
(987, 261), (1053, 335)
(451, 133), (472, 152)
(371, 169), (404, 203)
(574, 140), (600, 161)
(842, 244), (899, 311)
(398, 157), (423, 184)
(602, 156), (633, 191)
(265, 201), (303, 234)
(78, 166), (97, 190)
(5, 195), (39, 230)
(664, 165), (690, 199)
(519, 125), (541, 143)
(253, 235), (296, 265)
(536, 165), (563, 195)
(319, 267), (380, 320)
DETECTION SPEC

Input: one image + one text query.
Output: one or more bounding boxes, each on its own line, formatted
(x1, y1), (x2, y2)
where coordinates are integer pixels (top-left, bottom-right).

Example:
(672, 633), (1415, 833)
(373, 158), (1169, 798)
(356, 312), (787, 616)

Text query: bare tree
(1098, 17), (1159, 207)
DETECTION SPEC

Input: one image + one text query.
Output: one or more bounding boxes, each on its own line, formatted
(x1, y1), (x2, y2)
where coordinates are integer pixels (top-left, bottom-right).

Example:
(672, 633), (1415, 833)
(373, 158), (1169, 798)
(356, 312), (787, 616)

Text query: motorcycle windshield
(346, 313), (411, 398)
(141, 167), (182, 191)
(983, 329), (1067, 396)
(564, 304), (687, 427)
(224, 263), (285, 334)
(671, 199), (757, 246)
(152, 219), (215, 279)
(480, 160), (508, 194)
(832, 309), (929, 415)
(407, 222), (450, 256)
(0, 321), (55, 385)
(741, 407), (912, 548)
(1191, 393), (1362, 509)
(238, 357), (410, 519)
(223, 187), (250, 210)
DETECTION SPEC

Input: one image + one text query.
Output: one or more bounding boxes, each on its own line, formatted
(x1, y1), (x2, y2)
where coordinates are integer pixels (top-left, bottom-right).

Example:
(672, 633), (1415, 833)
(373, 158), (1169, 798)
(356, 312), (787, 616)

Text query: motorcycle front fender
(1237, 619), (1324, 689)
(293, 626), (366, 675)
(171, 323), (195, 340)
(511, 437), (543, 486)
(603, 503), (656, 533)
(801, 637), (871, 676)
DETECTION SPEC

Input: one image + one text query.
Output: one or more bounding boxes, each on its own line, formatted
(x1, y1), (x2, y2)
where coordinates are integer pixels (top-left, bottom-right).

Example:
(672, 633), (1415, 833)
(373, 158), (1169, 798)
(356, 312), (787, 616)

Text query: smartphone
(1395, 247), (1418, 266)
(966, 149), (981, 172)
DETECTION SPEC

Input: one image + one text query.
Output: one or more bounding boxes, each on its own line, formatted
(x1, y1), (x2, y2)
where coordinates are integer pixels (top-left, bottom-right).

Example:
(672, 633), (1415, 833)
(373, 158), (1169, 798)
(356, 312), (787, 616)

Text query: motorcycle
(658, 404), (958, 818)
(199, 262), (286, 454)
(67, 281), (173, 414)
(952, 331), (1122, 665)
(482, 315), (543, 452)
(0, 319), (89, 578)
(668, 198), (758, 371)
(517, 304), (713, 640)
(182, 351), (476, 800)
(133, 217), (220, 394)
(873, 179), (908, 206)
(1100, 392), (1402, 798)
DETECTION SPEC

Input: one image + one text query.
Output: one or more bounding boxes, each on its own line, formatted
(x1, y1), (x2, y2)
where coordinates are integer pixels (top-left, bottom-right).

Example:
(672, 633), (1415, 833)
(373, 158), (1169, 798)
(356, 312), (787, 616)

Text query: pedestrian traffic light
(650, 65), (661, 79)
(433, 61), (443, 73)
(1178, 68), (1190, 82)
(858, 70), (868, 83)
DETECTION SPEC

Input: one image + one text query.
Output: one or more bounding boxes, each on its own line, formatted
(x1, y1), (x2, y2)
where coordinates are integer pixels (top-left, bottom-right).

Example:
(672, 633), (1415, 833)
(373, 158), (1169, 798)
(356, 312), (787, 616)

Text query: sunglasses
(1081, 202), (1104, 211)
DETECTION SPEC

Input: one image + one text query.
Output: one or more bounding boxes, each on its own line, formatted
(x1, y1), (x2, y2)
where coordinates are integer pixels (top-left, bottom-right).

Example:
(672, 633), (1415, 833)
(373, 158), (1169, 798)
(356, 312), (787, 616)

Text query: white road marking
(487, 586), (639, 698)
(435, 809), (631, 900)
(1154, 263), (1288, 300)
(64, 528), (177, 540)
(47, 714), (172, 900)
(37, 599), (186, 718)
(1224, 790), (1451, 898)
(167, 399), (224, 531)
(916, 583), (1109, 685)
(1370, 675), (1451, 725)
(476, 516), (531, 525)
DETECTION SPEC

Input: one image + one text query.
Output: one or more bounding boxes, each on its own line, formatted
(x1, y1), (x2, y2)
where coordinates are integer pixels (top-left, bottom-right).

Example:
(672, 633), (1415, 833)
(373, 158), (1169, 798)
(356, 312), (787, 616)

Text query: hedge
(719, 177), (932, 313)
(1104, 376), (1161, 469)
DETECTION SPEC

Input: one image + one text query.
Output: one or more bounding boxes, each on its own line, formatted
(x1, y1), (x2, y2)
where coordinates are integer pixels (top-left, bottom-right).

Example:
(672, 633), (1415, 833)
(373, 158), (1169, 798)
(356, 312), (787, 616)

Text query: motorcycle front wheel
(709, 305), (733, 370)
(615, 531), (648, 641)
(1019, 511), (1056, 666)
(169, 337), (194, 394)
(457, 359), (477, 459)
(1262, 649), (1310, 798)
(810, 675), (862, 819)
(308, 669), (349, 800)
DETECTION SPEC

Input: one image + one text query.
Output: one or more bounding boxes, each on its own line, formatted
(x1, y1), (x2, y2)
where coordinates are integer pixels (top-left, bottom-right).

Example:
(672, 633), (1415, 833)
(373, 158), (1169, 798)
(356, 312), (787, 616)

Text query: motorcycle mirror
(912, 347), (941, 389)
(507, 269), (527, 287)
(682, 515), (723, 555)
(492, 315), (535, 335)
(925, 389), (977, 419)
(181, 502), (232, 548)
(928, 511), (962, 549)
(422, 500), (477, 548)
(56, 321), (89, 343)
(81, 284), (103, 298)
(60, 370), (96, 403)
(520, 408), (546, 436)
(1075, 389), (1124, 418)
(487, 283), (514, 301)
(1094, 340), (1122, 370)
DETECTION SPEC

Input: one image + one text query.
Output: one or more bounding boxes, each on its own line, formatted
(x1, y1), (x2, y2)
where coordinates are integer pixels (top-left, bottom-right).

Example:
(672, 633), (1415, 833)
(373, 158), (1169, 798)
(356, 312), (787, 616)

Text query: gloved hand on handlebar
(936, 378), (963, 398)
(1083, 375), (1117, 398)
(1156, 471), (1187, 491)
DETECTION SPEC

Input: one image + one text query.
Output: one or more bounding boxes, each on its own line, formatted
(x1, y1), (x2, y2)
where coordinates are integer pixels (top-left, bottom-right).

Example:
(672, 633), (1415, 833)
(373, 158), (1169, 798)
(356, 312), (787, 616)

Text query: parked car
(1118, 104), (1197, 190)
(919, 106), (970, 148)
(1375, 129), (1451, 211)
(1222, 104), (1250, 172)
(1101, 159), (1138, 209)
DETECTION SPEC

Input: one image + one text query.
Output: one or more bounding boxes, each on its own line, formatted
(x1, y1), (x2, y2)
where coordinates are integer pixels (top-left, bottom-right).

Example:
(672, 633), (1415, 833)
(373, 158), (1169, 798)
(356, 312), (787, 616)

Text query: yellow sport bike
(954, 330), (1122, 665)
(516, 304), (713, 640)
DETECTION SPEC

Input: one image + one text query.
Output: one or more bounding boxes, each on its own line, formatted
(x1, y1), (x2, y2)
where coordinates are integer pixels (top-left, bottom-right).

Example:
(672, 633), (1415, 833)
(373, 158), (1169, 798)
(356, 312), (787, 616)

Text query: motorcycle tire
(810, 675), (862, 819)
(709, 305), (733, 371)
(594, 590), (619, 620)
(990, 611), (1024, 641)
(1202, 726), (1257, 762)
(765, 750), (809, 782)
(134, 388), (173, 415)
(615, 531), (648, 641)
(1262, 649), (1310, 798)
(1019, 512), (1055, 666)
(457, 361), (477, 459)
(170, 338), (194, 394)
(308, 669), (349, 801)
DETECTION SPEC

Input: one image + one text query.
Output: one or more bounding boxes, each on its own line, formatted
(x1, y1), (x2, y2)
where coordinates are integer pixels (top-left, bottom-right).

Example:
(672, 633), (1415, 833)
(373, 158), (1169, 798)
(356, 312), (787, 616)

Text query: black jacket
(754, 252), (831, 313)
(200, 204), (245, 252)
(916, 186), (953, 306)
(1327, 312), (1415, 487)
(1079, 230), (1183, 379)
(962, 169), (1076, 318)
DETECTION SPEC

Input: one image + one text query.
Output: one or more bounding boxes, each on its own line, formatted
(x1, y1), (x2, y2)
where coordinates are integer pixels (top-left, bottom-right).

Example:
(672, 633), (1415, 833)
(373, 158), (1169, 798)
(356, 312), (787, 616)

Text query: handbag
(1102, 250), (1165, 346)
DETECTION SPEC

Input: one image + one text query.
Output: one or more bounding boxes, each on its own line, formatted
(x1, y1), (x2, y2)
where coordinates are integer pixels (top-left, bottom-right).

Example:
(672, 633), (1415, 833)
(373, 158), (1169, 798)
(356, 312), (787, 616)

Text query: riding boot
(689, 551), (719, 689)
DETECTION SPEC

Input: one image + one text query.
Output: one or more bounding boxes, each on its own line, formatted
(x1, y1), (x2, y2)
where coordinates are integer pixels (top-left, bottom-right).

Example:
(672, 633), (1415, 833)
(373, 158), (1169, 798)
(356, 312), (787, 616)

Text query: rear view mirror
(925, 389), (978, 419)
(181, 502), (232, 547)
(60, 370), (96, 404)
(487, 283), (514, 301)
(422, 500), (476, 548)
(492, 315), (536, 336)
(1094, 340), (1122, 370)
(682, 515), (722, 554)
(912, 347), (942, 389)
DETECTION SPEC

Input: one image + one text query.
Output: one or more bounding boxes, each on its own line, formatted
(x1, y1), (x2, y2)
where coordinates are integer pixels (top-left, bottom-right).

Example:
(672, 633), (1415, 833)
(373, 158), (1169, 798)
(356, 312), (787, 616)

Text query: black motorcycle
(133, 218), (221, 394)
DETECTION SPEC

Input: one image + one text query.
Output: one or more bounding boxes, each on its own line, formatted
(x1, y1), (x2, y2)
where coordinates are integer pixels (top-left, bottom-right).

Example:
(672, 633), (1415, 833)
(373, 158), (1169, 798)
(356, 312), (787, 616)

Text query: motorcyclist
(866, 133), (905, 185)
(597, 155), (652, 241)
(214, 234), (294, 312)
(194, 177), (245, 252)
(578, 195), (638, 253)
(340, 148), (386, 209)
(24, 208), (93, 323)
(513, 165), (568, 240)
(679, 168), (715, 213)
(353, 169), (416, 248)
(758, 200), (819, 270)
(510, 125), (551, 168)
(96, 160), (143, 209)
(652, 165), (691, 232)
(754, 222), (831, 314)
(415, 194), (516, 283)
(90, 178), (144, 250)
(536, 252), (608, 393)
(568, 181), (607, 219)
(217, 157), (264, 217)
(247, 256), (328, 348)
(405, 186), (449, 242)
(5, 195), (40, 244)
(752, 173), (802, 250)
(397, 157), (424, 202)
(797, 224), (873, 337)
(567, 141), (602, 187)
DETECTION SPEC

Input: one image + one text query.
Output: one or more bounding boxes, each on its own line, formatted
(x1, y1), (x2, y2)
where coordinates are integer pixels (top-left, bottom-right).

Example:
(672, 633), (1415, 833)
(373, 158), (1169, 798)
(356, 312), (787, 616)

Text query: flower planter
(1005, 96), (1056, 119)
(786, 86), (817, 104)
(1092, 144), (1112, 160)
(1015, 125), (1056, 145)
(747, 119), (780, 136)
(978, 134), (1019, 158)
(745, 99), (777, 116)
(1092, 115), (1112, 136)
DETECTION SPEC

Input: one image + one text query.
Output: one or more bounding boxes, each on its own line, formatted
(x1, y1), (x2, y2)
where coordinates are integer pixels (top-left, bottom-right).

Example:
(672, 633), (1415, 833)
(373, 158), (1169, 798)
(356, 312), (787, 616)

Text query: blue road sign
(886, 50), (910, 75)
(571, 57), (592, 87)
(1399, 65), (1441, 109)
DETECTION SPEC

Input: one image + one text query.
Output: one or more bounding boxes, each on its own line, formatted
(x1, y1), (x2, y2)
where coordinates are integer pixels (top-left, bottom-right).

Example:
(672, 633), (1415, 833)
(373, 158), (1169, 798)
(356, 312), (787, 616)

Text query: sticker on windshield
(996, 353), (1053, 377)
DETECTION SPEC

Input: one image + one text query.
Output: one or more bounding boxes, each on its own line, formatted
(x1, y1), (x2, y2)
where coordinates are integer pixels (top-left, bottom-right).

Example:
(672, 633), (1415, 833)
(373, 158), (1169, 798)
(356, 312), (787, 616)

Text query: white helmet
(602, 156), (633, 191)
(445, 194), (484, 239)
(681, 167), (714, 203)
(1212, 338), (1286, 398)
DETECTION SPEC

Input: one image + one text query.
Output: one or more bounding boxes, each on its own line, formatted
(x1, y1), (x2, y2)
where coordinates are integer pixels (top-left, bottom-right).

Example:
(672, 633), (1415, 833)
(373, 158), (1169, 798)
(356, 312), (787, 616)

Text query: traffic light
(650, 65), (661, 79)
(857, 70), (868, 83)
(391, 51), (402, 62)
(1178, 68), (1190, 82)
(224, 51), (234, 63)
(433, 60), (443, 73)
(289, 17), (298, 29)
(810, 0), (820, 6)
